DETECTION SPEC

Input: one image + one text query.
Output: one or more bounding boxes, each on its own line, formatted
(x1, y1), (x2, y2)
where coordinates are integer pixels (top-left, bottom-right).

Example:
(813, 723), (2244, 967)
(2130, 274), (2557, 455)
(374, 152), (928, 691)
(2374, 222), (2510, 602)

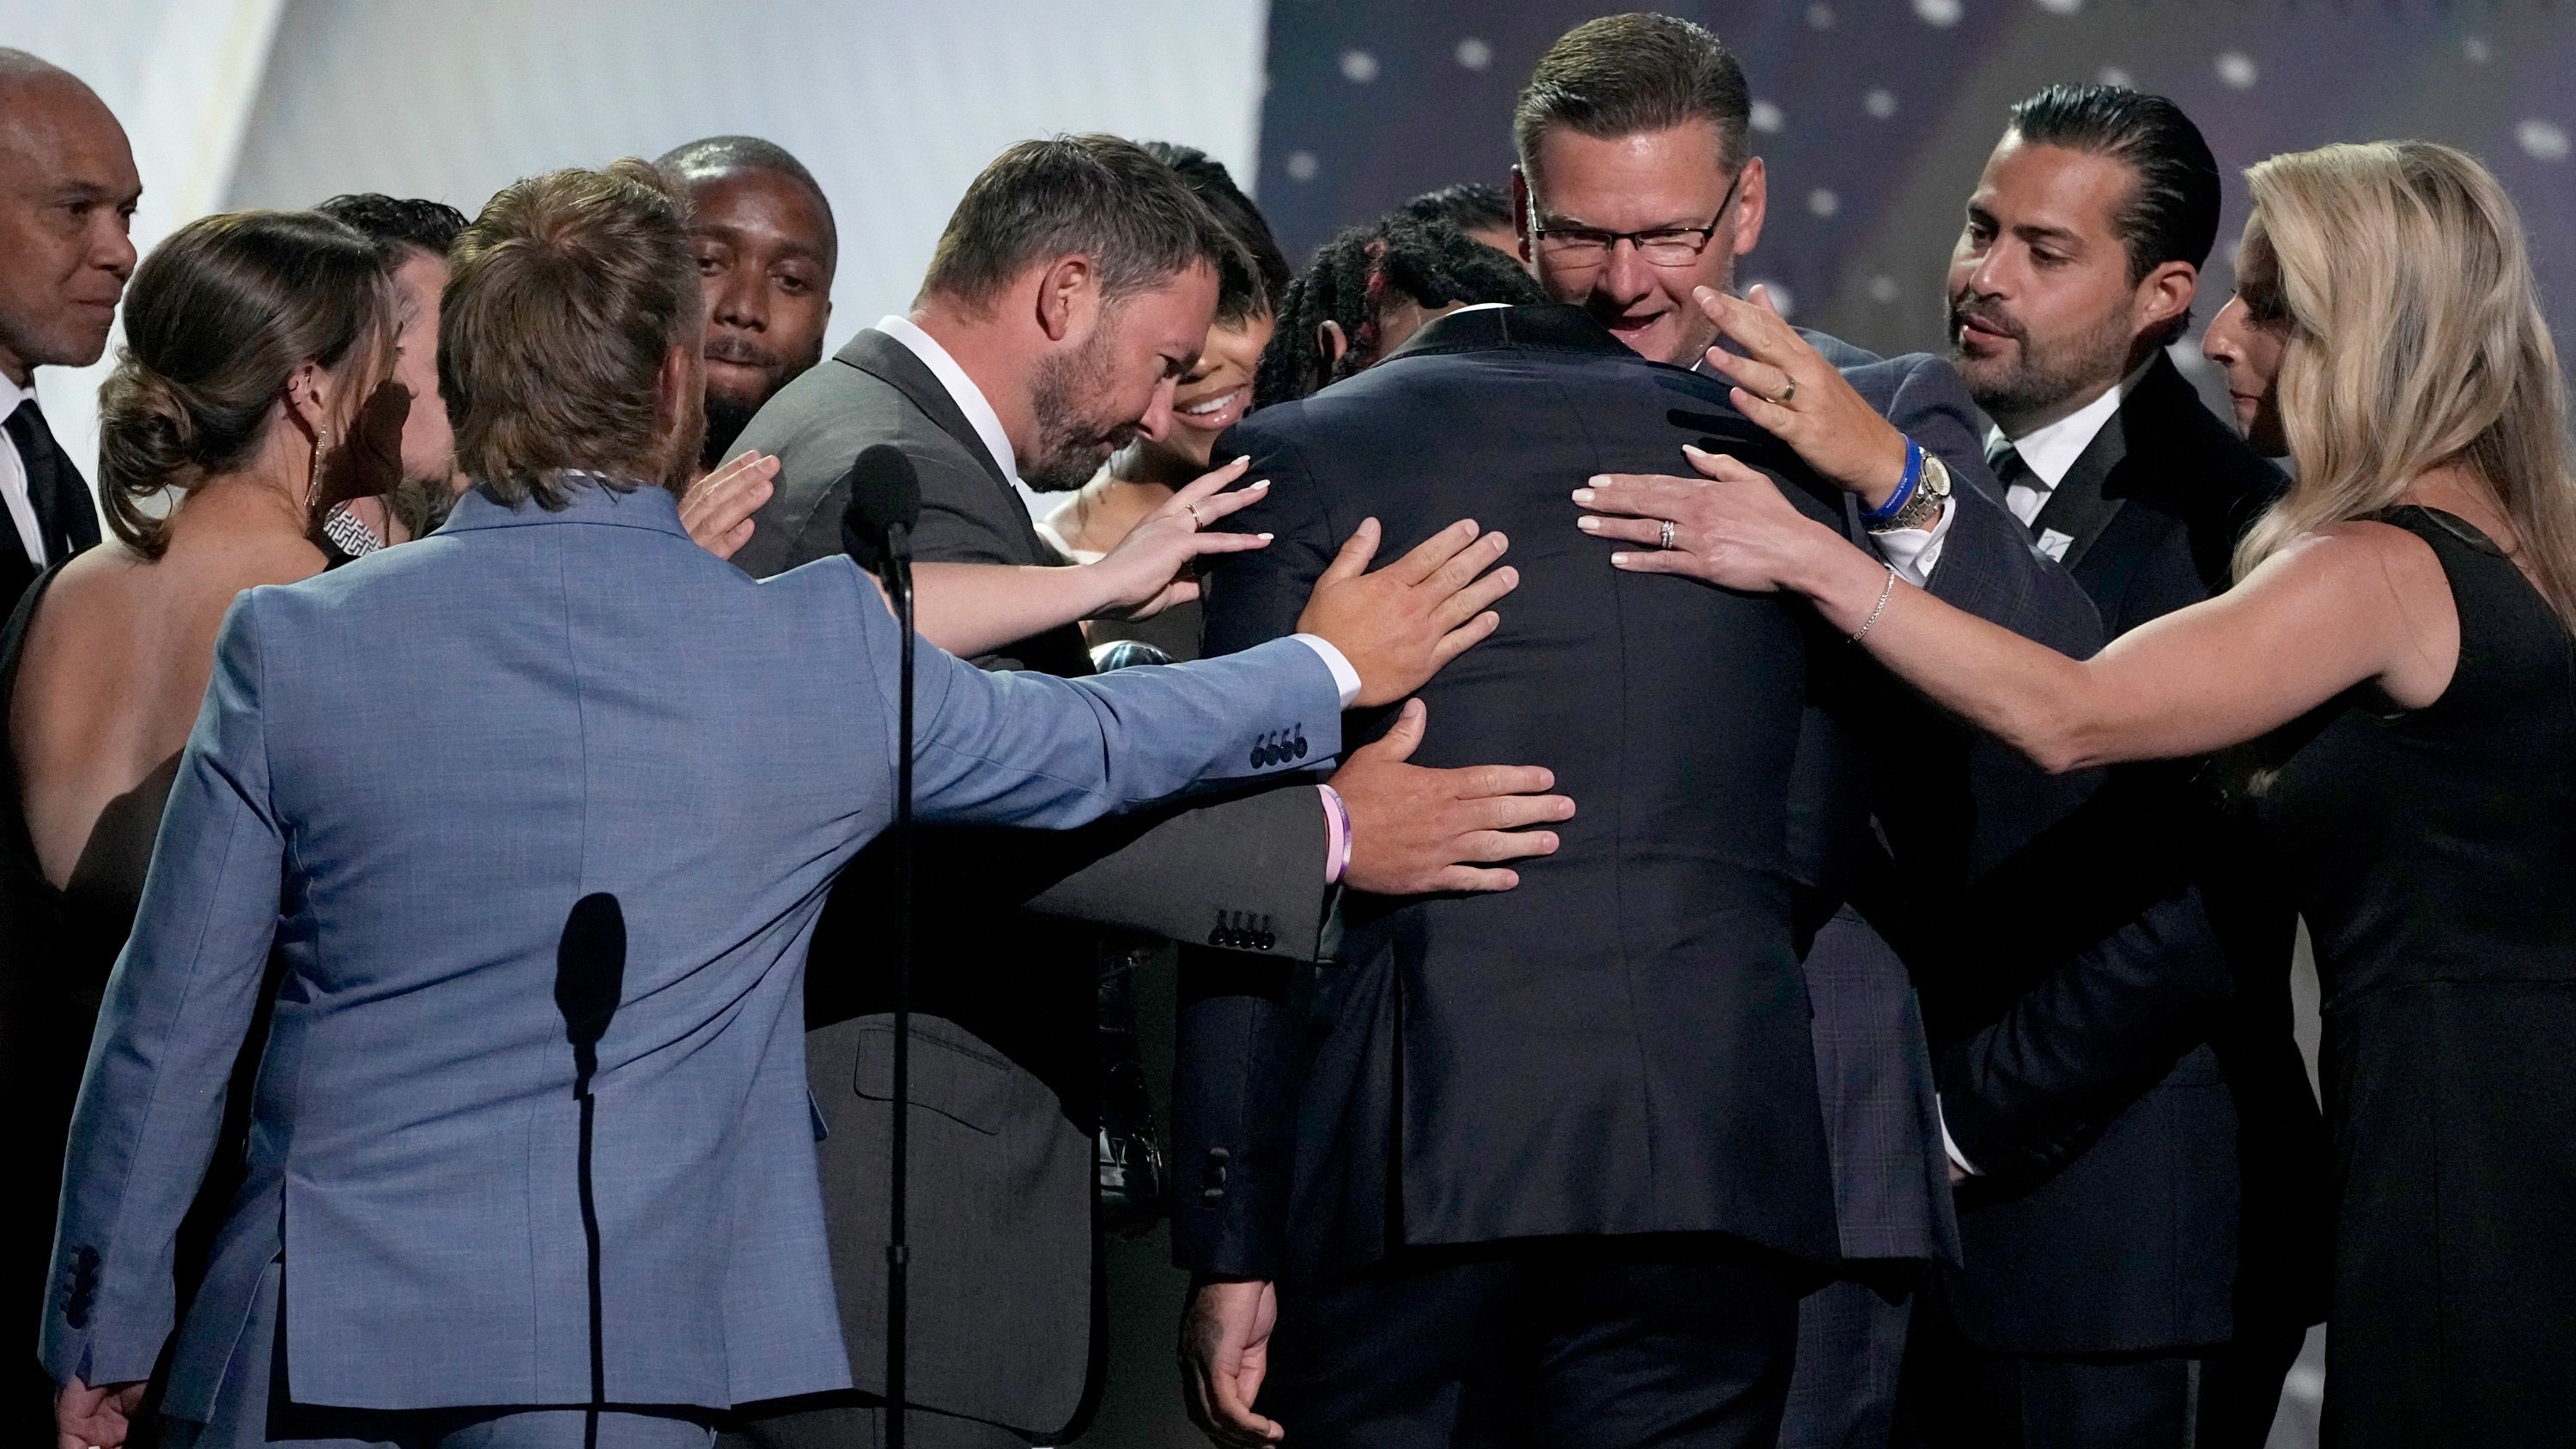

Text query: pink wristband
(1317, 784), (1352, 884)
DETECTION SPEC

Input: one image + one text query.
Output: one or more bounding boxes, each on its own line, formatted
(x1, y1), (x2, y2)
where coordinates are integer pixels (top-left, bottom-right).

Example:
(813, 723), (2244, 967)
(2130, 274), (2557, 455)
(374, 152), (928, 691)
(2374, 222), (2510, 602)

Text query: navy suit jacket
(1916, 354), (2330, 1352)
(41, 482), (1340, 1415)
(1185, 306), (2099, 1282)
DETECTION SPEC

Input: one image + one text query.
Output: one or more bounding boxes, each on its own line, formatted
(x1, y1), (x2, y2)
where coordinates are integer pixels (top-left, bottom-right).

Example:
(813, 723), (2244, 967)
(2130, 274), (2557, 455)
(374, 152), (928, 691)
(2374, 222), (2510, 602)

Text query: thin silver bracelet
(1846, 564), (1899, 645)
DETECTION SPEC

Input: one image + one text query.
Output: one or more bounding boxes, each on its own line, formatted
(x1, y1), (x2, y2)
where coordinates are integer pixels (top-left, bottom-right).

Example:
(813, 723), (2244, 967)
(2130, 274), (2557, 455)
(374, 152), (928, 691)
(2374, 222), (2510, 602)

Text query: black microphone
(554, 892), (625, 1449)
(556, 892), (627, 1087)
(839, 443), (922, 575)
(838, 442), (922, 1448)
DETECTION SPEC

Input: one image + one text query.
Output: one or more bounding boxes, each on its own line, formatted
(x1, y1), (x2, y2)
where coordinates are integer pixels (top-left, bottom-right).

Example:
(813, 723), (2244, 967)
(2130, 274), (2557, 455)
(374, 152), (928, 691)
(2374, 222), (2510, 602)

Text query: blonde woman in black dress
(1577, 141), (2576, 1447)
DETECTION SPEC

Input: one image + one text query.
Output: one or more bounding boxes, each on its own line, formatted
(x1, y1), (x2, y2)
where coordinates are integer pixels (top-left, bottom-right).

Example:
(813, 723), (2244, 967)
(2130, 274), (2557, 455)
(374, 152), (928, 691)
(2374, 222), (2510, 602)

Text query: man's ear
(1310, 319), (1351, 396)
(655, 342), (693, 443)
(1317, 319), (1349, 368)
(2138, 259), (2198, 340)
(1729, 156), (1770, 259)
(1510, 166), (1535, 264)
(1034, 255), (1097, 343)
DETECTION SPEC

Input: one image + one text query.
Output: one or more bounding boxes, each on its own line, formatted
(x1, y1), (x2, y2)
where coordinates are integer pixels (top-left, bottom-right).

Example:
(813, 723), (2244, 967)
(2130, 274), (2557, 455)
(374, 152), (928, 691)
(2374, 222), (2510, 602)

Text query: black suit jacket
(1190, 306), (2100, 1284)
(729, 330), (1335, 1439)
(1920, 354), (2330, 1352)
(1, 412), (99, 627)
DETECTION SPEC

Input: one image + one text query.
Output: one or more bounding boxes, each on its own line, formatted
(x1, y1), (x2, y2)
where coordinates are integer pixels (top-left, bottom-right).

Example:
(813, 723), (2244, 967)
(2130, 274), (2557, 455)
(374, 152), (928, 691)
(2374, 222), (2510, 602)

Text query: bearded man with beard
(1886, 84), (2325, 1449)
(725, 136), (1565, 1449)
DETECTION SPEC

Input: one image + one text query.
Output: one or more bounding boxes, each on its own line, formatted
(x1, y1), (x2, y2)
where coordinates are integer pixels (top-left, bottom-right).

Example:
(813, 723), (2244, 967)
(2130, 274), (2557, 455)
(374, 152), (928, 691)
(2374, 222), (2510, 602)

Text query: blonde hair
(2231, 142), (2576, 628)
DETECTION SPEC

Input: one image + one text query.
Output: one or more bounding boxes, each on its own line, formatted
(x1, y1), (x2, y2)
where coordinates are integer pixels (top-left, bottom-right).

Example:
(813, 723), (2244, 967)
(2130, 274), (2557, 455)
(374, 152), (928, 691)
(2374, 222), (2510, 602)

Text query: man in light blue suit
(43, 161), (1491, 1449)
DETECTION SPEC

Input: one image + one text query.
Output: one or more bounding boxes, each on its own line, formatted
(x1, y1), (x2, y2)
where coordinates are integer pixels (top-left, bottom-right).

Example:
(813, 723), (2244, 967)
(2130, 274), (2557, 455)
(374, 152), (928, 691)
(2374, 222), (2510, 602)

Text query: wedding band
(1778, 378), (1797, 405)
(1659, 519), (1677, 549)
(1183, 502), (1200, 524)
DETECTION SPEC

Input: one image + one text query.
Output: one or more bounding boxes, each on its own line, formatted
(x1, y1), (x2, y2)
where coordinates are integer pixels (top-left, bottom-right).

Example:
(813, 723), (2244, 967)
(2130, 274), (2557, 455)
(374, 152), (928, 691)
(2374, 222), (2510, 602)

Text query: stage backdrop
(1252, 0), (2575, 394)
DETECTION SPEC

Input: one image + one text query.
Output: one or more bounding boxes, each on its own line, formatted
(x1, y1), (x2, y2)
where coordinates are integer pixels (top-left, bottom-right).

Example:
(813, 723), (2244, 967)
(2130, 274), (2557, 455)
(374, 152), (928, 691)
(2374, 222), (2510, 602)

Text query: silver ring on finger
(1659, 519), (1677, 549)
(1777, 377), (1797, 406)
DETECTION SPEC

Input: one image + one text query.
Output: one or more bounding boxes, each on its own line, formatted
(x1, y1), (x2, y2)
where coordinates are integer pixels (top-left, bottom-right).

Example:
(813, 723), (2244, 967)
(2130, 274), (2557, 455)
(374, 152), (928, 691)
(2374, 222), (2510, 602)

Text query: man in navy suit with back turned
(1175, 15), (2106, 1448)
(1511, 17), (2111, 1449)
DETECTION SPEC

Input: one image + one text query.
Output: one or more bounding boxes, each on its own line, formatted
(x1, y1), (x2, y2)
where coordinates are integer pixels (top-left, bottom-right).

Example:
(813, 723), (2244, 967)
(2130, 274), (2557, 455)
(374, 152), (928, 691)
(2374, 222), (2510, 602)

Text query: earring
(308, 428), (331, 511)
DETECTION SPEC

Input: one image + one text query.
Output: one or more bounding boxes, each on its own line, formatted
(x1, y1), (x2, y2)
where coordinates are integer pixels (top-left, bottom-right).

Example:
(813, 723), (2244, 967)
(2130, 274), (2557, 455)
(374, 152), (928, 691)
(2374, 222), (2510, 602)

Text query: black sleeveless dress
(1, 562), (162, 1437)
(3, 565), (268, 1438)
(2253, 506), (2576, 1446)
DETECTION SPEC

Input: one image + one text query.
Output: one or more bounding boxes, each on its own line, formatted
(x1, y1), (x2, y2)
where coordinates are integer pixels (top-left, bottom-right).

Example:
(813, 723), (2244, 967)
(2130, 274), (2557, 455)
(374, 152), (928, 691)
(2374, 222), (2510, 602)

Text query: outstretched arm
(907, 458), (1279, 658)
(1577, 452), (2451, 773)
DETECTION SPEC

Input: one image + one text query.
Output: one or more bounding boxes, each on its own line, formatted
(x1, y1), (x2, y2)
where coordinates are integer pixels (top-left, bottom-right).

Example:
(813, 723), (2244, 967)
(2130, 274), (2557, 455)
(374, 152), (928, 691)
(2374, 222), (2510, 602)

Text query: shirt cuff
(1936, 1093), (1981, 1177)
(1290, 633), (1363, 708)
(1866, 490), (1958, 585)
(1316, 784), (1352, 884)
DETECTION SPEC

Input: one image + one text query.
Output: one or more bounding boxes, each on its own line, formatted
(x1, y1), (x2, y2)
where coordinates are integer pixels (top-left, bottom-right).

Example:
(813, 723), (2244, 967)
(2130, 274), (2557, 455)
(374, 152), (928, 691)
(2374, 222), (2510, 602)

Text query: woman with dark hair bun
(0, 209), (396, 1316)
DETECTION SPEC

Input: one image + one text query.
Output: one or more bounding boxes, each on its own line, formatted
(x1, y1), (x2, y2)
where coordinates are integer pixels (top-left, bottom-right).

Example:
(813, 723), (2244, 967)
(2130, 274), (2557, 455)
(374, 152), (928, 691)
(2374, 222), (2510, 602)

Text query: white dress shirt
(1987, 357), (2157, 532)
(2, 372), (48, 569)
(869, 316), (1361, 712)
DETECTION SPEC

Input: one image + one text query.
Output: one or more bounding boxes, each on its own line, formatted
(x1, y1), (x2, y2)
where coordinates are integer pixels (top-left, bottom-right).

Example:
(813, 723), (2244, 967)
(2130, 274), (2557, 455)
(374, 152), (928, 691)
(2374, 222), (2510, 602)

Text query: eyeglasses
(1530, 168), (1747, 270)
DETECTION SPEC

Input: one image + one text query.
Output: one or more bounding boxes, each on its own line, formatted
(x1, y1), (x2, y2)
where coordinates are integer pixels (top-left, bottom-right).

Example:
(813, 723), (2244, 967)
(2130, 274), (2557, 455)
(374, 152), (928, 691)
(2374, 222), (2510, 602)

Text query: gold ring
(1184, 503), (1200, 524)
(1778, 378), (1797, 405)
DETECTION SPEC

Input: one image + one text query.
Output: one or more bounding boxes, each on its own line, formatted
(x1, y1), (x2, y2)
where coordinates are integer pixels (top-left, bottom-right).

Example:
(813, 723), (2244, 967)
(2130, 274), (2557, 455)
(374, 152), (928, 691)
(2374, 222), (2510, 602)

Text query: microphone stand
(555, 893), (624, 1449)
(883, 521), (914, 1449)
(576, 1035), (605, 1449)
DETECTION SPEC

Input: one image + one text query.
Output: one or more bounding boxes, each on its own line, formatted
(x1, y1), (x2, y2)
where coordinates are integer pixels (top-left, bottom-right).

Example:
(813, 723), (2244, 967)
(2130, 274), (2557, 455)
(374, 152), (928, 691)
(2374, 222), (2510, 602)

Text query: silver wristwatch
(1866, 452), (1950, 534)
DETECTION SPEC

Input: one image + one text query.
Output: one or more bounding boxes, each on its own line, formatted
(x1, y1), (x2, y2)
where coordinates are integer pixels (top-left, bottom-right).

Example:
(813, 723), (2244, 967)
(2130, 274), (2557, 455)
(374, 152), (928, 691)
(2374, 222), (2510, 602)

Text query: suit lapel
(835, 330), (1019, 499)
(2029, 404), (2130, 572)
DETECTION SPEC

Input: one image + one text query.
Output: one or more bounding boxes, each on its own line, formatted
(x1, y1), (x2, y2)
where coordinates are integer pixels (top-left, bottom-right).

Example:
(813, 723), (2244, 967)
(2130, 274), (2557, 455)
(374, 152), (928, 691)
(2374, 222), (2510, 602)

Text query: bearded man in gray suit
(726, 136), (1567, 1449)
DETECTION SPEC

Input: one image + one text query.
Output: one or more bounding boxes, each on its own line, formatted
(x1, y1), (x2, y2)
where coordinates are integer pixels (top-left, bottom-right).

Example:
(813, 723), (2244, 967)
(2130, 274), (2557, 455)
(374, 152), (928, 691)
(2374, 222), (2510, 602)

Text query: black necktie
(6, 397), (100, 565)
(1984, 436), (2047, 539)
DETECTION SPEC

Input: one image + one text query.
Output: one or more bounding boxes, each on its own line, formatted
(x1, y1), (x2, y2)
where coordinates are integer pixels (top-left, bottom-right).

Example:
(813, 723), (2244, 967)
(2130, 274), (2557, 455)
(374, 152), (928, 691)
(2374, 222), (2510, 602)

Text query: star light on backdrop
(1255, 0), (2573, 379)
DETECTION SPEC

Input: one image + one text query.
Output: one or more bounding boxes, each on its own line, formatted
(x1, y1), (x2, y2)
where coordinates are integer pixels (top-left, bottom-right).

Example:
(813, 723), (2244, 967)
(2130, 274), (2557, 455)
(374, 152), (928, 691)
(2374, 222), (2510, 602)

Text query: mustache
(703, 333), (783, 369)
(1947, 294), (2026, 343)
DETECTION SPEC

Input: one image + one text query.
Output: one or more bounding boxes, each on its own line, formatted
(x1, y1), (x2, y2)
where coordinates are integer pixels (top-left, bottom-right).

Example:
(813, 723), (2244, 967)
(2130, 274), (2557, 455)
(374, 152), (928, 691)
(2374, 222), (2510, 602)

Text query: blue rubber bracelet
(1862, 439), (1924, 525)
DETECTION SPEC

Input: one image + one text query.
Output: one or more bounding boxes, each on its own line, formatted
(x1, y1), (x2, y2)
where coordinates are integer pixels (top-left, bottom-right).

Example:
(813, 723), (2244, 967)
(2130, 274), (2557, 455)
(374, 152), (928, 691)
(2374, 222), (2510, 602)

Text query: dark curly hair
(1254, 217), (1547, 408)
(314, 192), (470, 259)
(1398, 181), (1515, 239)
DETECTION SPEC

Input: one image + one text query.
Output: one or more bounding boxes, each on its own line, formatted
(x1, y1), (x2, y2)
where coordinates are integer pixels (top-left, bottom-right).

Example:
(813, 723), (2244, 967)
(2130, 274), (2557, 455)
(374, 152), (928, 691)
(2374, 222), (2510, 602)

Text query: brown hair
(917, 134), (1243, 313)
(1513, 13), (1752, 185)
(441, 159), (702, 507)
(94, 209), (394, 559)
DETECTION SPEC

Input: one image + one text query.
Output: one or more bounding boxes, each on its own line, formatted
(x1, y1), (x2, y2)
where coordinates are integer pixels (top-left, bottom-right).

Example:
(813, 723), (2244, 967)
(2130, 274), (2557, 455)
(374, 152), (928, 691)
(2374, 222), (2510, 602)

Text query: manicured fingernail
(1257, 532), (1273, 540)
(1611, 552), (1632, 565)
(1577, 517), (1600, 531)
(1571, 488), (1595, 504)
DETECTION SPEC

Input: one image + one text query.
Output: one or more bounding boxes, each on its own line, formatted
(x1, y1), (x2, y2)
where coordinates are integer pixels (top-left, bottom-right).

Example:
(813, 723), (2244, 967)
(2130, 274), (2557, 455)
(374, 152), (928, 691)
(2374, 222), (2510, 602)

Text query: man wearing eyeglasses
(1170, 18), (2109, 1449)
(1503, 15), (2108, 1449)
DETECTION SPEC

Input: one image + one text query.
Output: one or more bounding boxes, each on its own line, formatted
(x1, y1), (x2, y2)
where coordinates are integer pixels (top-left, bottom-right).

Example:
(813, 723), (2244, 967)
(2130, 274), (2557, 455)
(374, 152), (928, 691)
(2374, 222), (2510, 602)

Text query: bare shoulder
(2288, 518), (2451, 605)
(2275, 519), (2459, 706)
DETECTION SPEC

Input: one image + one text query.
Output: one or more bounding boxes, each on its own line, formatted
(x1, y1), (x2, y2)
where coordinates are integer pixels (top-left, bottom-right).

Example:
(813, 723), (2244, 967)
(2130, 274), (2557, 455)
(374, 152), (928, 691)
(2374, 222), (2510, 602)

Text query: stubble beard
(1949, 293), (2138, 426)
(1023, 322), (1129, 493)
